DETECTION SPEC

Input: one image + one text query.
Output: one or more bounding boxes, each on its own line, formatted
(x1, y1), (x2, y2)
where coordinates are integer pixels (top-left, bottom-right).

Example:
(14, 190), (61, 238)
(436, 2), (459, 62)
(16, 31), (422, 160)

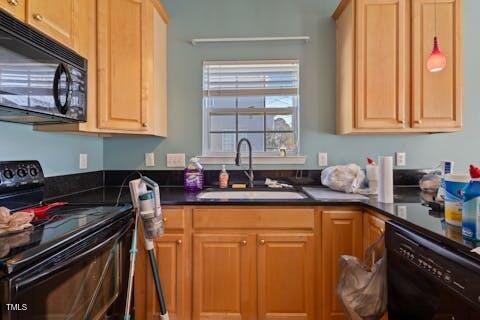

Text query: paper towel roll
(378, 156), (394, 203)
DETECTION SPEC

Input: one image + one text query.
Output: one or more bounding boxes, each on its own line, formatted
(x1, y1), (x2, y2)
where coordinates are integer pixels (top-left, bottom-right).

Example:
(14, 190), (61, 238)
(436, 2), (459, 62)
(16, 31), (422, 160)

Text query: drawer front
(163, 207), (185, 230)
(193, 207), (315, 230)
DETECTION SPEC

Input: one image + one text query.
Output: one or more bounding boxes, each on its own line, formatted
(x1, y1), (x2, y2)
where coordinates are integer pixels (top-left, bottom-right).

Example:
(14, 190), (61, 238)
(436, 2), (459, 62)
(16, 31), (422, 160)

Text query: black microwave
(0, 10), (87, 125)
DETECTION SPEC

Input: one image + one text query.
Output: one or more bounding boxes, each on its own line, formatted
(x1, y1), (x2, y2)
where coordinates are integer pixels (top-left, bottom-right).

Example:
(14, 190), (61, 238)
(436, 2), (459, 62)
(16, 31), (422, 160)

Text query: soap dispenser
(219, 165), (229, 188)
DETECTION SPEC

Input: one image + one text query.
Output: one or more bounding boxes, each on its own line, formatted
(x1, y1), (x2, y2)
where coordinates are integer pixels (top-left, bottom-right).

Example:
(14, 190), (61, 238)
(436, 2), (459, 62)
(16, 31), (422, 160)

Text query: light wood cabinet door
(193, 234), (256, 320)
(144, 234), (187, 320)
(97, 0), (148, 131)
(0, 0), (25, 21)
(321, 210), (363, 320)
(412, 0), (462, 129)
(257, 233), (315, 320)
(355, 0), (408, 129)
(26, 0), (78, 48)
(363, 212), (386, 250)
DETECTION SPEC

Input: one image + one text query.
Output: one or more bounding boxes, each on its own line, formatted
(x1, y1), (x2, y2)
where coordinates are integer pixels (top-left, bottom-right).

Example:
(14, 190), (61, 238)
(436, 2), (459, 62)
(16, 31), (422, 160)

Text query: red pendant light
(427, 0), (446, 73)
(427, 36), (447, 72)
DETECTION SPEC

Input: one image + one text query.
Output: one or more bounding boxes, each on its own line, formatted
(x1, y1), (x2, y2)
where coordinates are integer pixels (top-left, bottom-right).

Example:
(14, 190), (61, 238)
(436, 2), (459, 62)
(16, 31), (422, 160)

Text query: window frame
(201, 60), (301, 157)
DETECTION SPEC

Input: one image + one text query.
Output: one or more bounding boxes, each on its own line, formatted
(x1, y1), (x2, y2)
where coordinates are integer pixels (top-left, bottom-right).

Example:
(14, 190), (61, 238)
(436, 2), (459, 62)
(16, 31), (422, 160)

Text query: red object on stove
(25, 202), (67, 219)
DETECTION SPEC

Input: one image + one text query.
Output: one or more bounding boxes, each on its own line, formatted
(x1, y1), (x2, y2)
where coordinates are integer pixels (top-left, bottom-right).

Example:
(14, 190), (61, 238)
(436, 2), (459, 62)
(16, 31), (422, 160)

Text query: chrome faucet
(235, 138), (254, 188)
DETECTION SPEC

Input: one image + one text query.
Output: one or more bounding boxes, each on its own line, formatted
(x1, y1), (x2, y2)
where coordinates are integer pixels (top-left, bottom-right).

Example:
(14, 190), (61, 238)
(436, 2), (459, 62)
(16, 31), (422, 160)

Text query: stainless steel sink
(196, 190), (307, 200)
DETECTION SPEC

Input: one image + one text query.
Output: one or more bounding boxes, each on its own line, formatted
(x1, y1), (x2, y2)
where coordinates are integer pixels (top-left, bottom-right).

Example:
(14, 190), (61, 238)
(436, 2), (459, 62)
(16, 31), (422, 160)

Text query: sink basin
(196, 190), (307, 200)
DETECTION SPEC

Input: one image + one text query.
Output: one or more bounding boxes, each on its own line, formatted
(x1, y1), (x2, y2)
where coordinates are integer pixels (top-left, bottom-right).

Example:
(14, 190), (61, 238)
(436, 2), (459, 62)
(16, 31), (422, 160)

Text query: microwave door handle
(53, 63), (73, 114)
(13, 220), (132, 294)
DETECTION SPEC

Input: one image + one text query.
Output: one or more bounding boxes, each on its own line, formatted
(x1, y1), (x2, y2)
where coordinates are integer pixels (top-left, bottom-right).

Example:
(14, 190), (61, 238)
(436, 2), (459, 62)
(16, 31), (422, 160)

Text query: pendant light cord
(434, 0), (437, 37)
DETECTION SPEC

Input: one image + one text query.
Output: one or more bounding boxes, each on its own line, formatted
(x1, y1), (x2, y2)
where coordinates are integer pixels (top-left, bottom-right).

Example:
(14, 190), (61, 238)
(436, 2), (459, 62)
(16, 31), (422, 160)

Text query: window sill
(197, 155), (307, 165)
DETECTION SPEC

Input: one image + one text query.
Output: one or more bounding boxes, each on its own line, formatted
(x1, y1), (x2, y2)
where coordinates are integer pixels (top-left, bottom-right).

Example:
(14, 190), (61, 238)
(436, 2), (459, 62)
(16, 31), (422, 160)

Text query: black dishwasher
(385, 221), (480, 320)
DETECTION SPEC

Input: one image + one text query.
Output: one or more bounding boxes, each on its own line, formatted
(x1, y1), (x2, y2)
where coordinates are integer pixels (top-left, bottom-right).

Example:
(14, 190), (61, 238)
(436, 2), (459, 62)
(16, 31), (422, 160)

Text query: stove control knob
(3, 169), (14, 179)
(17, 168), (27, 178)
(29, 167), (39, 177)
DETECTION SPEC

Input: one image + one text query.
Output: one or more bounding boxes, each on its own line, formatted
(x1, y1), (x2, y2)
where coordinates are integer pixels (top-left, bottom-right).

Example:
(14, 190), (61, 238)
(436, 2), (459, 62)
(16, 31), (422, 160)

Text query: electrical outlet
(397, 205), (408, 219)
(318, 152), (328, 167)
(145, 153), (155, 167)
(79, 154), (88, 169)
(167, 153), (186, 168)
(396, 152), (406, 166)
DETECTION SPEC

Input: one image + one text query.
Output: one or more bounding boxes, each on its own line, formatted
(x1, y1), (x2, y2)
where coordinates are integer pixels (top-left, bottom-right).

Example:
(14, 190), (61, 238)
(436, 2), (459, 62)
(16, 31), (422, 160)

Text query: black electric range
(0, 161), (133, 320)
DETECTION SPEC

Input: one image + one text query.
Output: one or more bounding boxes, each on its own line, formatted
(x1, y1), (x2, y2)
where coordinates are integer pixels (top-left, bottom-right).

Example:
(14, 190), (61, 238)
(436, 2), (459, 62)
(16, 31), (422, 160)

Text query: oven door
(1, 216), (132, 320)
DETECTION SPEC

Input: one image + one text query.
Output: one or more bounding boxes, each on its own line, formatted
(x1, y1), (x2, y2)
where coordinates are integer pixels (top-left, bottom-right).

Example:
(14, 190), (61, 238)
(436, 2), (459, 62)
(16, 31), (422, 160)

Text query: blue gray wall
(0, 122), (103, 176)
(2, 0), (479, 176)
(103, 0), (480, 172)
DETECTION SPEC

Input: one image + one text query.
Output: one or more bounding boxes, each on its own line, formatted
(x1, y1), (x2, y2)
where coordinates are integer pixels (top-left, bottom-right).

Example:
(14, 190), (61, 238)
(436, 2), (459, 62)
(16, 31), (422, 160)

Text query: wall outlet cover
(318, 152), (328, 167)
(79, 154), (88, 169)
(145, 153), (155, 167)
(397, 205), (408, 219)
(167, 153), (186, 168)
(396, 152), (406, 166)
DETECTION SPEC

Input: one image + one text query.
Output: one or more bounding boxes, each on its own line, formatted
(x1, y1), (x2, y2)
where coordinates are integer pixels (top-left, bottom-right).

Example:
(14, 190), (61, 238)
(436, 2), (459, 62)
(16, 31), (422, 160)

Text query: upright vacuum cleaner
(124, 177), (169, 320)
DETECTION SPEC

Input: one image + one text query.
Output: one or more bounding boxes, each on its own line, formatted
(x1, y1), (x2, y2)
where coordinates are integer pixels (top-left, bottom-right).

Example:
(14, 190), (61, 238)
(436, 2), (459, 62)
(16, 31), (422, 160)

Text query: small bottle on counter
(219, 165), (229, 188)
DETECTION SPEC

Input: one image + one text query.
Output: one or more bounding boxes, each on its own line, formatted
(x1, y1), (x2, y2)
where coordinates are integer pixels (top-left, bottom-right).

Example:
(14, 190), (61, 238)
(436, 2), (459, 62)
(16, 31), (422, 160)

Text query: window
(202, 60), (300, 156)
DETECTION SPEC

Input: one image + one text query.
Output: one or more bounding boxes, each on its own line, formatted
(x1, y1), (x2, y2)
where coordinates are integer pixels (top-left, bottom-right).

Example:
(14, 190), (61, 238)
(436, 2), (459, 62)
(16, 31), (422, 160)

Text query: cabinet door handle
(240, 240), (247, 246)
(162, 217), (167, 222)
(415, 120), (423, 124)
(33, 13), (43, 21)
(176, 239), (183, 246)
(7, 0), (18, 6)
(259, 239), (265, 245)
(142, 122), (147, 127)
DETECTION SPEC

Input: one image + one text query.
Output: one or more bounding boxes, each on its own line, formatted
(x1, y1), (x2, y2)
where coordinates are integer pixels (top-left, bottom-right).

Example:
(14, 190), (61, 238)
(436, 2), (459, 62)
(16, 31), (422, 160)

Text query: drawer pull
(415, 120), (423, 124)
(240, 240), (247, 246)
(176, 239), (183, 246)
(162, 217), (167, 222)
(33, 13), (43, 21)
(7, 0), (18, 6)
(259, 239), (266, 245)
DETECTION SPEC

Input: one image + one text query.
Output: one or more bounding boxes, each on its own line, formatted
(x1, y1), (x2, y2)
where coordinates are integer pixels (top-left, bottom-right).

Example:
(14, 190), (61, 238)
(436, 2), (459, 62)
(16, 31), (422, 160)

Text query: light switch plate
(145, 153), (155, 167)
(318, 152), (328, 167)
(167, 153), (186, 168)
(79, 154), (88, 169)
(396, 152), (406, 166)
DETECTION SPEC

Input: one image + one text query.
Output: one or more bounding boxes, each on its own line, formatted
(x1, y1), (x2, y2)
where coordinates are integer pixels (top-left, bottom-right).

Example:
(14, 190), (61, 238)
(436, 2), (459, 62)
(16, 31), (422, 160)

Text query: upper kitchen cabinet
(412, 0), (463, 129)
(36, 0), (168, 136)
(333, 0), (463, 134)
(0, 0), (26, 21)
(26, 0), (79, 49)
(97, 0), (168, 135)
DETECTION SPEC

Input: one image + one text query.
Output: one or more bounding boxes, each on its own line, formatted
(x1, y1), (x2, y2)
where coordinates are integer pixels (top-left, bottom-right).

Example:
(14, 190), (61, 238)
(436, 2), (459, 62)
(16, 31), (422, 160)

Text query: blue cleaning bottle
(462, 177), (480, 240)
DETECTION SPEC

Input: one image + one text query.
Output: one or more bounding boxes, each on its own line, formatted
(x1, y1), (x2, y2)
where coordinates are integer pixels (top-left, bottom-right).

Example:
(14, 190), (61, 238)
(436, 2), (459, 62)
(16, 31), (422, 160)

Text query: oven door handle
(14, 219), (132, 293)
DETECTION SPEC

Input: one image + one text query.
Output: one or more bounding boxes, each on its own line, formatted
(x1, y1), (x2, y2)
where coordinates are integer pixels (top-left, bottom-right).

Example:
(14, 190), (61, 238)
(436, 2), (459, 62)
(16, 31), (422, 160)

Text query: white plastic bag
(321, 164), (366, 193)
(336, 235), (387, 320)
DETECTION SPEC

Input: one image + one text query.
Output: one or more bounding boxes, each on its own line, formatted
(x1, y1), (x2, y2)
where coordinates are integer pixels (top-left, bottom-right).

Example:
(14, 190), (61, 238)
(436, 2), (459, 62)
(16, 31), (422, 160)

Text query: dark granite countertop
(48, 185), (480, 262)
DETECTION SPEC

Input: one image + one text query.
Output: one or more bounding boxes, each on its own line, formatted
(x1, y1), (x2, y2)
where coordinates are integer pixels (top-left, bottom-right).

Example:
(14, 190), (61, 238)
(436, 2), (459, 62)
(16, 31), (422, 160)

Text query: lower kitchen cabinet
(257, 233), (315, 320)
(135, 206), (390, 320)
(363, 211), (387, 258)
(192, 233), (257, 320)
(321, 209), (363, 320)
(147, 234), (187, 320)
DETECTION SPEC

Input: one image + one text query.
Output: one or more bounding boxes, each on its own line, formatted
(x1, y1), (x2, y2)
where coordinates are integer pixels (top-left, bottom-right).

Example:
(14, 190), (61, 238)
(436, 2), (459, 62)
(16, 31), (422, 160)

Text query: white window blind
(202, 60), (300, 155)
